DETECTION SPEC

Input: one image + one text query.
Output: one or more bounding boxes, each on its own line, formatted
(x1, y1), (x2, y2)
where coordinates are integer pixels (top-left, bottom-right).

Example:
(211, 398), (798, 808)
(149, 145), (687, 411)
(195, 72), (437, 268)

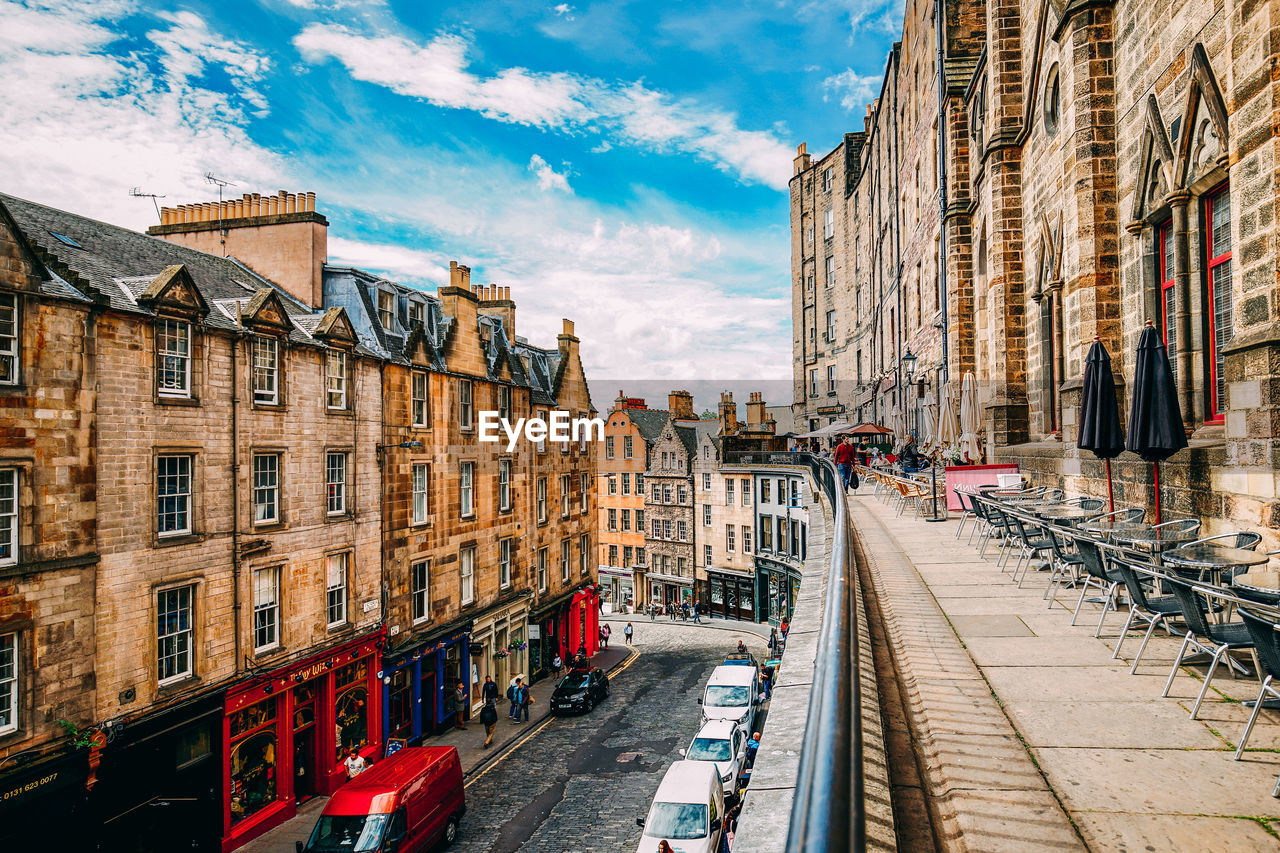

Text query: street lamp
(901, 348), (917, 383)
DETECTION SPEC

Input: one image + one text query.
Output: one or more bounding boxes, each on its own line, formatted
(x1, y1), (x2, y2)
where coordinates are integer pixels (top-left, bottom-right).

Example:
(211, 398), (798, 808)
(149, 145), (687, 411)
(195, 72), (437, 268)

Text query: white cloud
(822, 68), (880, 112)
(327, 236), (451, 285)
(292, 24), (793, 188)
(527, 154), (572, 192)
(590, 140), (612, 153)
(552, 3), (574, 18)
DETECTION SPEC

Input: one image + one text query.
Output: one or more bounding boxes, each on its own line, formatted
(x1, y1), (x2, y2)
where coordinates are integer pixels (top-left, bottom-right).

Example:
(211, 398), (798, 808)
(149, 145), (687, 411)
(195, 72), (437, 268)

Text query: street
(455, 620), (767, 853)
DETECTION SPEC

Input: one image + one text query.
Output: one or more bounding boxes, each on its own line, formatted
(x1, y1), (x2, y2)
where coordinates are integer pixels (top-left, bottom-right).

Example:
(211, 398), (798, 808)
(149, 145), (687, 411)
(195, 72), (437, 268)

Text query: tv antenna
(204, 172), (236, 256)
(128, 187), (166, 220)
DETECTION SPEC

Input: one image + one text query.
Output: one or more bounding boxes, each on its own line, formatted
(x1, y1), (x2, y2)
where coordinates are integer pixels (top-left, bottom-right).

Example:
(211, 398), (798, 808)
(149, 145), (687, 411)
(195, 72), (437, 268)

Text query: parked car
(698, 664), (760, 732)
(634, 760), (726, 853)
(722, 652), (760, 678)
(679, 719), (748, 797)
(297, 746), (464, 853)
(550, 666), (610, 715)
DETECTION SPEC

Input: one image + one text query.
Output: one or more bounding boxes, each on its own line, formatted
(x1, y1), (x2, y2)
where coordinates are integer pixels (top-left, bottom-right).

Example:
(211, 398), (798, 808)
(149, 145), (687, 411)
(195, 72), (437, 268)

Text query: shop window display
(229, 699), (279, 825)
(334, 660), (370, 760)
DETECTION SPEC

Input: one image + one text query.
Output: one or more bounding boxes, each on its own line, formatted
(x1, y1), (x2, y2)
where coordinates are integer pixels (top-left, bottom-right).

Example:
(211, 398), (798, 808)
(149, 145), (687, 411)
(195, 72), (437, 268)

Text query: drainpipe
(936, 0), (951, 388)
(891, 52), (905, 434)
(230, 330), (244, 674)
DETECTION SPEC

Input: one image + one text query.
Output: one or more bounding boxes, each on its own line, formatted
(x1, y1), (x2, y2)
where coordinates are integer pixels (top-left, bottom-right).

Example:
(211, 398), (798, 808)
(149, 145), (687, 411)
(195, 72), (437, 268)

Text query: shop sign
(468, 643), (484, 656)
(527, 624), (541, 639)
(816, 405), (844, 415)
(0, 759), (86, 815)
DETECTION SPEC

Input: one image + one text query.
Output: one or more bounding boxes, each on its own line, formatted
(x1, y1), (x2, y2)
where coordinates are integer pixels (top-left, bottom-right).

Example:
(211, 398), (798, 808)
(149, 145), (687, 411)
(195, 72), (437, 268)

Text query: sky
(0, 0), (904, 407)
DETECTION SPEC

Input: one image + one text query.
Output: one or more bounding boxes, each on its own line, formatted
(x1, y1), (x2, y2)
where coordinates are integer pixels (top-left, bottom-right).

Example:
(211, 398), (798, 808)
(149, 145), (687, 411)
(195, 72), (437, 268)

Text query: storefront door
(291, 679), (320, 802)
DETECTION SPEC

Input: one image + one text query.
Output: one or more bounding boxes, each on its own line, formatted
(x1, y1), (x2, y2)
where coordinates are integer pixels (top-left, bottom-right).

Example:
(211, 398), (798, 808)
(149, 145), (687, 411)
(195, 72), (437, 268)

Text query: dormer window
(378, 291), (394, 330)
(407, 301), (423, 327)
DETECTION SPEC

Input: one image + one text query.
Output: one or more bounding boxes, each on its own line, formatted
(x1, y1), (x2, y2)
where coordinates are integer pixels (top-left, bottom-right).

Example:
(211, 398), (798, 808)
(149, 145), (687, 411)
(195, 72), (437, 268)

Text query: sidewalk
(240, 645), (633, 853)
(602, 611), (773, 639)
(852, 492), (1280, 850)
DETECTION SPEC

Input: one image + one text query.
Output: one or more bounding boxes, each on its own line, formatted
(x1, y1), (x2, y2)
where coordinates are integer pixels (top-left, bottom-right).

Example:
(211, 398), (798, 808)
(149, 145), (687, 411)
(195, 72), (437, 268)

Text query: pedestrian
(576, 643), (588, 665)
(781, 617), (790, 639)
(834, 435), (857, 491)
(552, 654), (563, 676)
(693, 602), (702, 624)
(768, 627), (778, 654)
(649, 602), (656, 621)
(624, 622), (634, 645)
(601, 623), (611, 649)
(343, 747), (368, 779)
(480, 699), (499, 748)
(453, 683), (468, 730)
(481, 675), (499, 705)
(519, 681), (534, 722)
(745, 732), (761, 768)
(760, 668), (772, 700)
(736, 639), (747, 654)
(657, 842), (674, 853)
(507, 678), (521, 720)
(669, 602), (677, 621)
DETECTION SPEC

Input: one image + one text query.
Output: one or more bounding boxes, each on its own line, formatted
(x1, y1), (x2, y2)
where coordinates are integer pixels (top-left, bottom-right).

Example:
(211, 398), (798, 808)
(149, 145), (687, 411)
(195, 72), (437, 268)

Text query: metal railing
(727, 450), (864, 851)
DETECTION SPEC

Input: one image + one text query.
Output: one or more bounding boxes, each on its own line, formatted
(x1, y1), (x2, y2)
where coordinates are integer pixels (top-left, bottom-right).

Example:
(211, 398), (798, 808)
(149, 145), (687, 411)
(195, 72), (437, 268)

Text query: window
(809, 369), (818, 396)
(725, 479), (735, 505)
(537, 548), (548, 591)
(778, 517), (789, 553)
(651, 518), (661, 538)
(0, 469), (14, 566)
(742, 525), (752, 554)
(636, 509), (644, 530)
(1205, 185), (1233, 419)
(652, 484), (660, 502)
(608, 475), (617, 496)
(761, 479), (771, 503)
(726, 525), (735, 552)
(0, 293), (17, 385)
(157, 454), (192, 536)
(661, 451), (668, 467)
(622, 509), (631, 531)
(498, 460), (511, 511)
(253, 454), (279, 524)
(580, 473), (589, 512)
(325, 350), (347, 409)
(251, 337), (278, 405)
(609, 544), (619, 566)
(460, 463), (474, 517)
(411, 372), (429, 427)
(156, 319), (191, 397)
(412, 560), (430, 622)
(1156, 222), (1177, 387)
(823, 207), (834, 240)
(825, 255), (835, 285)
(636, 474), (644, 493)
(252, 567), (280, 652)
(1043, 64), (1060, 135)
(622, 473), (631, 495)
(636, 547), (645, 566)
(157, 586), (194, 684)
(326, 553), (348, 627)
(0, 632), (14, 735)
(412, 463), (429, 524)
(326, 452), (347, 515)
(677, 485), (687, 504)
(560, 475), (570, 517)
(677, 557), (687, 575)
(378, 291), (395, 330)
(561, 539), (571, 581)
(500, 539), (512, 588)
(458, 379), (473, 429)
(623, 436), (634, 458)
(760, 518), (773, 551)
(623, 545), (633, 566)
(608, 509), (618, 531)
(536, 477), (547, 523)
(791, 480), (800, 503)
(742, 479), (751, 505)
(704, 544), (713, 565)
(702, 473), (711, 490)
(579, 534), (590, 576)
(498, 385), (512, 421)
(605, 436), (615, 459)
(460, 547), (475, 604)
(827, 364), (837, 393)
(662, 484), (672, 503)
(777, 479), (786, 500)
(822, 166), (834, 193)
(407, 301), (423, 327)
(663, 519), (672, 539)
(703, 504), (711, 526)
(677, 520), (687, 541)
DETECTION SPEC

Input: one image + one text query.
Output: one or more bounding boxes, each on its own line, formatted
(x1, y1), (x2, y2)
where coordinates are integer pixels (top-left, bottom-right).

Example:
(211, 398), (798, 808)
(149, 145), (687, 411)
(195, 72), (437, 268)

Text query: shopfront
(468, 599), (529, 714)
(567, 586), (600, 659)
(597, 565), (634, 613)
(528, 585), (601, 681)
(651, 574), (693, 610)
(755, 558), (802, 627)
(703, 569), (756, 621)
(221, 631), (383, 851)
(1, 746), (90, 850)
(382, 625), (470, 745)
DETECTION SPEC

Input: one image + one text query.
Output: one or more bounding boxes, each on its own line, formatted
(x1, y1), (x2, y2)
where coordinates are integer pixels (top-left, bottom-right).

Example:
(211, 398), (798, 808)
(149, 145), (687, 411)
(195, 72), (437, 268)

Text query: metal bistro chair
(1161, 575), (1255, 719)
(1006, 510), (1057, 587)
(1068, 533), (1122, 636)
(1233, 604), (1280, 760)
(955, 488), (980, 540)
(1088, 506), (1147, 527)
(1106, 556), (1185, 674)
(1184, 532), (1263, 585)
(1065, 497), (1107, 512)
(1043, 521), (1090, 605)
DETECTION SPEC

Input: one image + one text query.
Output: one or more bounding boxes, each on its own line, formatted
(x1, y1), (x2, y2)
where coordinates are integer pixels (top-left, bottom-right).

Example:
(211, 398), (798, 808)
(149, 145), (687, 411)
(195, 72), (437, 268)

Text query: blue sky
(0, 0), (903, 393)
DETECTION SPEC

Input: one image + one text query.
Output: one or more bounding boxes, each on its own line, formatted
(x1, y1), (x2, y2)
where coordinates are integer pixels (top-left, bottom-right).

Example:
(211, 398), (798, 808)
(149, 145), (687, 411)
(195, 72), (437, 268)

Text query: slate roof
(674, 424), (698, 457)
(627, 408), (671, 443)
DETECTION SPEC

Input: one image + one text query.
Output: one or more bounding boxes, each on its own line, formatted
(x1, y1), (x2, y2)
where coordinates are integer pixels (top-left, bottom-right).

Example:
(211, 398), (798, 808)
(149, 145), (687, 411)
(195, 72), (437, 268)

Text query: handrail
(727, 450), (863, 851)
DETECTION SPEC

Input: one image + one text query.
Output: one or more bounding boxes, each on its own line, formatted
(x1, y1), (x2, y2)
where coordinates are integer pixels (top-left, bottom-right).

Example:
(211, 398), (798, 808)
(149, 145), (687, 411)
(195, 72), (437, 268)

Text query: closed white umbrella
(959, 372), (982, 462)
(920, 389), (938, 454)
(936, 380), (958, 452)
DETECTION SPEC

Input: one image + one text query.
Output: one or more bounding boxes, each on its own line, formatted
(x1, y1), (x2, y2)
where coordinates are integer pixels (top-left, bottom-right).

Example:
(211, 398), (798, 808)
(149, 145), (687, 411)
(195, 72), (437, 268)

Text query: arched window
(1203, 183), (1232, 420)
(1044, 64), (1060, 135)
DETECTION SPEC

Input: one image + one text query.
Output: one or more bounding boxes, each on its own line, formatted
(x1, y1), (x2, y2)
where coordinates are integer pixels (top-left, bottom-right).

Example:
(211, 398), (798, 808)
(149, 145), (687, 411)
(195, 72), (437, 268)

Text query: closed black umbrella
(1078, 337), (1125, 510)
(1125, 321), (1187, 522)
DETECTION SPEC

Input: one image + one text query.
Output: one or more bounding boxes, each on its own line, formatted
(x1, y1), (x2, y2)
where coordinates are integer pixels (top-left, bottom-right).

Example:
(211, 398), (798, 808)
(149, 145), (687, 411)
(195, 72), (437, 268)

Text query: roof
(627, 408), (671, 443)
(654, 760), (719, 804)
(325, 747), (458, 815)
(707, 665), (757, 686)
(675, 424), (699, 457)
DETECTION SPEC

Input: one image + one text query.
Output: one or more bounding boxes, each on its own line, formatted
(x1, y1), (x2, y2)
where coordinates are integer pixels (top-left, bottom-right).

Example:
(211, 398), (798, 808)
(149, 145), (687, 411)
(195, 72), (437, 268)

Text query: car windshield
(560, 674), (591, 691)
(686, 737), (732, 762)
(704, 685), (749, 707)
(305, 814), (390, 852)
(644, 802), (708, 840)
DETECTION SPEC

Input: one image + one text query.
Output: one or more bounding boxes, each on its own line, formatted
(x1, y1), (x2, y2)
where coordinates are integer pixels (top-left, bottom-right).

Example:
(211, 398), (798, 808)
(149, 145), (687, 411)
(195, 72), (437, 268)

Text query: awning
(795, 420), (852, 438)
(844, 423), (893, 437)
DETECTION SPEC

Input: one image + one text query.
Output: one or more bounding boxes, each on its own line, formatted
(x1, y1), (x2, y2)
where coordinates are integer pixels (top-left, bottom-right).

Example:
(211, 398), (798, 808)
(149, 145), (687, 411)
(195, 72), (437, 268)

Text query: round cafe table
(1163, 544), (1270, 585)
(1036, 506), (1102, 525)
(1110, 526), (1201, 563)
(1078, 520), (1151, 539)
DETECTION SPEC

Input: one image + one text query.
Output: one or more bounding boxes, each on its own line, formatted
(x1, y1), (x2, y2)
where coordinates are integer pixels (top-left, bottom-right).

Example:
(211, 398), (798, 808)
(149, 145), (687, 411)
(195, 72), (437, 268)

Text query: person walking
(453, 684), (468, 730)
(624, 622), (634, 645)
(780, 617), (790, 639)
(552, 654), (563, 676)
(480, 699), (499, 748)
(507, 678), (522, 721)
(649, 602), (656, 622)
(343, 747), (368, 779)
(692, 602), (702, 624)
(518, 681), (534, 723)
(481, 675), (499, 706)
(601, 623), (611, 649)
(834, 435), (857, 491)
(768, 627), (779, 655)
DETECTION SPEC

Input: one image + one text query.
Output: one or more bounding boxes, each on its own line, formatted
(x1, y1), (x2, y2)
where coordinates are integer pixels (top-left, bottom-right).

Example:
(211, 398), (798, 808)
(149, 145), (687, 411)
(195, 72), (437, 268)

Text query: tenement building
(0, 189), (597, 852)
(641, 391), (702, 610)
(792, 0), (1280, 535)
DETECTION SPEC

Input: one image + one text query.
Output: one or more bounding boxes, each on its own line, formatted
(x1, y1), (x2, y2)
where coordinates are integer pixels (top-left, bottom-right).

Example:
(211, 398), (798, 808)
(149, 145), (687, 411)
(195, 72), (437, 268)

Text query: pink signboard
(944, 464), (1020, 510)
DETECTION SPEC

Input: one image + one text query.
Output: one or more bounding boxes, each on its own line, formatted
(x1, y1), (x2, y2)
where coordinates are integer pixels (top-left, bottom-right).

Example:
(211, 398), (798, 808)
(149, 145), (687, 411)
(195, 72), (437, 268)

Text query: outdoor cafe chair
(1064, 497), (1106, 512)
(1043, 524), (1087, 605)
(1067, 533), (1126, 637)
(955, 488), (979, 540)
(1089, 507), (1147, 526)
(1233, 605), (1280, 760)
(1105, 556), (1185, 674)
(1007, 511), (1057, 587)
(1187, 531), (1263, 551)
(1161, 575), (1256, 719)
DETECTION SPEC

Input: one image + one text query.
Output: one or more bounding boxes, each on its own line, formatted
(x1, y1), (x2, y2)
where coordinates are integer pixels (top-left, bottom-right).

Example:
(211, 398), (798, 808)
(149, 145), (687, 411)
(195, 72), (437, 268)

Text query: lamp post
(901, 349), (917, 437)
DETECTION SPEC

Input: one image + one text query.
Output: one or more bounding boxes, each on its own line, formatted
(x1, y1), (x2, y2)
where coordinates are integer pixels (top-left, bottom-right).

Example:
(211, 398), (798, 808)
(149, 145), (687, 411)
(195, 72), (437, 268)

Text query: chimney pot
(305, 191), (316, 211)
(287, 193), (297, 214)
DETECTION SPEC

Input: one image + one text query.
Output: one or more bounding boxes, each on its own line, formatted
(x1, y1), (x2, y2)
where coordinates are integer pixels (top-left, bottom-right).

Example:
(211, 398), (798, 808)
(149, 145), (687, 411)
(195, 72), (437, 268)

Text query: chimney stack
(668, 390), (695, 420)
(149, 189), (328, 308)
(794, 142), (812, 176)
(718, 391), (739, 436)
(746, 391), (767, 428)
(478, 281), (515, 341)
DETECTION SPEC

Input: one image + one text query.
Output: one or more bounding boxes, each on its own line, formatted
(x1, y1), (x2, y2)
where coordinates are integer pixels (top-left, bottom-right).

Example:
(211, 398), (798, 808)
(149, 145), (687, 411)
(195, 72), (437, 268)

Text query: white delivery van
(635, 760), (726, 853)
(698, 664), (759, 732)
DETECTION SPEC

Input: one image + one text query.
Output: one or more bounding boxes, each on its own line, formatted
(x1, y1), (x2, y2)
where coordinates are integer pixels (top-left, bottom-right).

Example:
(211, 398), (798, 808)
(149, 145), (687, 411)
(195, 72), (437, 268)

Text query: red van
(297, 747), (465, 853)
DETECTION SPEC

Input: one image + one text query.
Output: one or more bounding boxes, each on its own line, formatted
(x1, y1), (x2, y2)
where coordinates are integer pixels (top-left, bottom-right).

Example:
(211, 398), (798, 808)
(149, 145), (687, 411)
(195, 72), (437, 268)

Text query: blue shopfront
(754, 557), (801, 627)
(381, 627), (470, 745)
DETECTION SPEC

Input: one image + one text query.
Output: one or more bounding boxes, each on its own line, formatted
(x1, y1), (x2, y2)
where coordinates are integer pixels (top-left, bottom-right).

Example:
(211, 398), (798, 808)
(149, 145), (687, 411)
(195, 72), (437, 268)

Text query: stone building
(793, 0), (1280, 538)
(642, 391), (699, 609)
(597, 393), (668, 611)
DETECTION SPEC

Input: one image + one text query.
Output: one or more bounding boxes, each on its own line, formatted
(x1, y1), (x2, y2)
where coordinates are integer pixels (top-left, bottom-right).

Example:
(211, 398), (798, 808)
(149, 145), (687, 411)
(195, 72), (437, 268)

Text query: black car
(550, 667), (609, 715)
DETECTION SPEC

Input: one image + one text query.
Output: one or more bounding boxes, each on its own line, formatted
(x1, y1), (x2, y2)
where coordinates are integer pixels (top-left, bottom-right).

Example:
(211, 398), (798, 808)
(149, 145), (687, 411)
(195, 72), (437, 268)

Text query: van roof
(324, 747), (458, 816)
(706, 665), (756, 687)
(653, 760), (720, 804)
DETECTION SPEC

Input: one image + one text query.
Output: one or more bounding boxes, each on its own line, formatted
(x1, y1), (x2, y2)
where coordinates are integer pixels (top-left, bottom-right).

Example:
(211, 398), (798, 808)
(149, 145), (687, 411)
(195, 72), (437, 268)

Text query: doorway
(292, 680), (320, 803)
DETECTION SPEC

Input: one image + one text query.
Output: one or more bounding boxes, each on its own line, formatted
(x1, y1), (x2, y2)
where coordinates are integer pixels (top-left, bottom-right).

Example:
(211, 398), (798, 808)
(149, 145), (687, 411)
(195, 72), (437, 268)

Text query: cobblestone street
(456, 621), (768, 853)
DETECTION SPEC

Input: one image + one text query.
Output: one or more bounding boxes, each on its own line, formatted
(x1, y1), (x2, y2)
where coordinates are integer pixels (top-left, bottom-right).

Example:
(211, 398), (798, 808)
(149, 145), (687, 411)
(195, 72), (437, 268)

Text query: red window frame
(1157, 221), (1176, 384)
(1204, 183), (1232, 421)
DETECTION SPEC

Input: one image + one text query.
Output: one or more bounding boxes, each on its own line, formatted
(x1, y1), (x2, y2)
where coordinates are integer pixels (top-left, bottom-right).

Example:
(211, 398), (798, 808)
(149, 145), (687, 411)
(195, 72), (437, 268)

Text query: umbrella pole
(1153, 462), (1162, 524)
(1105, 458), (1114, 512)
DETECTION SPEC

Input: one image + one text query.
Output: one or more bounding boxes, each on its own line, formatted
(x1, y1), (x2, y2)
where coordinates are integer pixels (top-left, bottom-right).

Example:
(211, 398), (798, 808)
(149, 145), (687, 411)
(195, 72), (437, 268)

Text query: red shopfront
(221, 632), (384, 852)
(566, 586), (601, 659)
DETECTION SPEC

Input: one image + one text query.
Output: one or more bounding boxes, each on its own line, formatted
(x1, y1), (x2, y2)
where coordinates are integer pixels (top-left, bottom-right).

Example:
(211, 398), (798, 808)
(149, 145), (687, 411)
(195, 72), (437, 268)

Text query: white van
(679, 719), (748, 796)
(635, 760), (726, 853)
(698, 664), (759, 731)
